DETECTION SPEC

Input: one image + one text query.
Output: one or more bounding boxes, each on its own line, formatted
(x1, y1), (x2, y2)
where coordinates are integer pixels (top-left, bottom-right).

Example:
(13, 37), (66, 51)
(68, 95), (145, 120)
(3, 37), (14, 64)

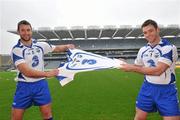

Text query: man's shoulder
(160, 39), (174, 49)
(160, 39), (172, 47)
(12, 41), (24, 53)
(12, 40), (23, 49)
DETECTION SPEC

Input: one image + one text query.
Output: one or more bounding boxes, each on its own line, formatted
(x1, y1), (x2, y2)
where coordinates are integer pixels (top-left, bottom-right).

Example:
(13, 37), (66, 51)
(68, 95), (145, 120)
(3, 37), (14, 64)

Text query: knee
(42, 110), (52, 119)
(134, 115), (147, 120)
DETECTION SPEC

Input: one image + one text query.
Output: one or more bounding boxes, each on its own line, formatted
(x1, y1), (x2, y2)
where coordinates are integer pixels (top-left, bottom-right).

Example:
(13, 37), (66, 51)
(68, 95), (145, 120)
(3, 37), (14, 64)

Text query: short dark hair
(141, 19), (158, 29)
(17, 20), (32, 31)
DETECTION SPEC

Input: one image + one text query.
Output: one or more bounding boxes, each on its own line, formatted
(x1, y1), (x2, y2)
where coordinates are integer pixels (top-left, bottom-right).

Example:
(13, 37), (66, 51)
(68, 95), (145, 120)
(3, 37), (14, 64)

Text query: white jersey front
(135, 39), (178, 84)
(11, 39), (55, 82)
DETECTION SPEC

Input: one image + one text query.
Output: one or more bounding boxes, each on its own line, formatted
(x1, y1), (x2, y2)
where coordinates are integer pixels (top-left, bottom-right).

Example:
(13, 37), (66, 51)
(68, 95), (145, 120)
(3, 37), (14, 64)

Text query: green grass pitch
(0, 69), (180, 120)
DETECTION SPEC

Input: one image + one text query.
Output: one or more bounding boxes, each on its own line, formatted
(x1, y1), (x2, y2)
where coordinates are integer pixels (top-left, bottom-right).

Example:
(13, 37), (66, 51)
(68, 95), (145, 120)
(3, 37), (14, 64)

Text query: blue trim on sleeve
(18, 73), (25, 80)
(12, 53), (23, 64)
(170, 73), (176, 84)
(159, 39), (171, 47)
(12, 40), (24, 49)
(162, 50), (173, 62)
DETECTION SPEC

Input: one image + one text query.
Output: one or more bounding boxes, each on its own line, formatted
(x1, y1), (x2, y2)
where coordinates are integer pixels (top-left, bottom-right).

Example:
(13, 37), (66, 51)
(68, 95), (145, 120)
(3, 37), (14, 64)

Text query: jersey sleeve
(134, 47), (144, 66)
(11, 47), (25, 67)
(172, 45), (178, 62)
(158, 45), (174, 66)
(39, 42), (56, 54)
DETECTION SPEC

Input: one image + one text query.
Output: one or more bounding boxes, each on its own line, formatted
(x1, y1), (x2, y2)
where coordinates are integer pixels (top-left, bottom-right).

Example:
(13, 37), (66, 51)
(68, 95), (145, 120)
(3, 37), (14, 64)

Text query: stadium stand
(7, 25), (180, 69)
(86, 26), (101, 38)
(0, 54), (13, 71)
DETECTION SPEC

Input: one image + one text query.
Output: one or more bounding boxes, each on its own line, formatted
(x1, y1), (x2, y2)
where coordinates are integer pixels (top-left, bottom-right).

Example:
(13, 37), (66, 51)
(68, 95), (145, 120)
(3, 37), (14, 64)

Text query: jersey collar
(18, 39), (37, 48)
(147, 39), (164, 48)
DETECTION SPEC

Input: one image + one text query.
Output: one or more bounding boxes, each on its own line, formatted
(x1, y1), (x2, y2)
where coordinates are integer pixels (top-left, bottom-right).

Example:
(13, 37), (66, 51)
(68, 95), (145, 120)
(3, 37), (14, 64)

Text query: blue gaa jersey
(135, 39), (178, 84)
(11, 39), (55, 82)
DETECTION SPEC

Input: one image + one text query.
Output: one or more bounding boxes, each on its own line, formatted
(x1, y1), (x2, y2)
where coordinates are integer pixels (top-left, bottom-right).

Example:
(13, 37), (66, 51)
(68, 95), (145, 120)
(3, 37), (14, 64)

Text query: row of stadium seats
(8, 24), (180, 40)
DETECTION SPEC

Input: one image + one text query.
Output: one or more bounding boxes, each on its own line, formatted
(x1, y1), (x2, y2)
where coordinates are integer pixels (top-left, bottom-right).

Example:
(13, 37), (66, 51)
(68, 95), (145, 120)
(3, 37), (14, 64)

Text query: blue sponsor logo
(147, 59), (155, 67)
(32, 55), (39, 67)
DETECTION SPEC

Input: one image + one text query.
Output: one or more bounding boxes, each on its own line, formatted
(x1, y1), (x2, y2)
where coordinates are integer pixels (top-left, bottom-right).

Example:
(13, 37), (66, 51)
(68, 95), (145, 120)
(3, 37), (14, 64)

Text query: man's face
(18, 24), (32, 42)
(142, 24), (160, 43)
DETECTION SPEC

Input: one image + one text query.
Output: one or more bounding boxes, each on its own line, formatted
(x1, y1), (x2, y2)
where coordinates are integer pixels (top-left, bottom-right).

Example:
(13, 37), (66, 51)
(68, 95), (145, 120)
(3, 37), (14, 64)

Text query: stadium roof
(8, 24), (180, 40)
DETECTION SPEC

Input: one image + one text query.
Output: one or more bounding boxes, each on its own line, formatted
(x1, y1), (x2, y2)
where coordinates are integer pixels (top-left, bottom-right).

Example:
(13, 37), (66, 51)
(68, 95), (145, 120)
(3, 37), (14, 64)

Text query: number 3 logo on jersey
(32, 55), (39, 67)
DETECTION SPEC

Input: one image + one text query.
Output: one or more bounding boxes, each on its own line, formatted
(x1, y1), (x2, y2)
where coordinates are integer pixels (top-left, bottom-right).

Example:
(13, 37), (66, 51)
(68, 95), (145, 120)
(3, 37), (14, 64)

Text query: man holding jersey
(11, 20), (75, 120)
(121, 19), (180, 120)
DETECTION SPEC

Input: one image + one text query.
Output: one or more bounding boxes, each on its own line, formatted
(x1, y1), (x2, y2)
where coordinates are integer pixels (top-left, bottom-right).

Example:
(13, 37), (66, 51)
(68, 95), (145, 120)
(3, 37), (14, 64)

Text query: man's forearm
(131, 65), (165, 76)
(21, 68), (48, 78)
(53, 45), (68, 52)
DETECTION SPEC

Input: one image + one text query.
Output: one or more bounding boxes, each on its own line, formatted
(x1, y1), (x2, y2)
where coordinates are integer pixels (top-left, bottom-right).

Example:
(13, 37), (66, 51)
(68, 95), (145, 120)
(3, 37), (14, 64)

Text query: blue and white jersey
(135, 39), (178, 84)
(11, 39), (55, 82)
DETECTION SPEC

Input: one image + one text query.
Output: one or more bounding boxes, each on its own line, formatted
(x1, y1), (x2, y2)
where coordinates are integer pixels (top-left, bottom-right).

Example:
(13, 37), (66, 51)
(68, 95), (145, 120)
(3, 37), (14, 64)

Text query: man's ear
(17, 30), (20, 35)
(157, 27), (160, 33)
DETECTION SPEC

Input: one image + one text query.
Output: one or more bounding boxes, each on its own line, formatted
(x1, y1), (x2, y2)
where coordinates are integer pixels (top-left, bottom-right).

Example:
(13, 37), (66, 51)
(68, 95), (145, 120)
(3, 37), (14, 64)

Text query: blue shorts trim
(136, 81), (180, 116)
(12, 79), (51, 109)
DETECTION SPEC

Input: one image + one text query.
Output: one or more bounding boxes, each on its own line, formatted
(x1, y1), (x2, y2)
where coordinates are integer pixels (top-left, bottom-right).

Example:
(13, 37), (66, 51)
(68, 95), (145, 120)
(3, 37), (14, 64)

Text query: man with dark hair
(121, 19), (180, 120)
(11, 20), (75, 120)
(17, 20), (32, 31)
(141, 19), (158, 29)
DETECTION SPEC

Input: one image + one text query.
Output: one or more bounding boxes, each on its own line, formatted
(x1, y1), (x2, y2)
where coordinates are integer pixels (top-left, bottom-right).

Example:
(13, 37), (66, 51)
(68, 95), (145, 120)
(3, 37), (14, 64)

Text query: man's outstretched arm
(53, 44), (75, 52)
(121, 62), (169, 76)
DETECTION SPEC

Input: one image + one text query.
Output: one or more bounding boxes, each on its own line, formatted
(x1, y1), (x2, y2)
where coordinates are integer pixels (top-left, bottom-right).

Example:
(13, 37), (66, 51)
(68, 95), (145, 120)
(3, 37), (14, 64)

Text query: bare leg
(11, 108), (25, 120)
(163, 116), (180, 120)
(134, 107), (148, 120)
(39, 103), (52, 119)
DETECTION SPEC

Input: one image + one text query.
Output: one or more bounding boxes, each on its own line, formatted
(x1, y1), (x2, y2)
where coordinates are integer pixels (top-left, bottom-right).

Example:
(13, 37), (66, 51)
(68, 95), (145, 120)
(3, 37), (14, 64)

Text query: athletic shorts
(136, 81), (180, 116)
(12, 79), (51, 109)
